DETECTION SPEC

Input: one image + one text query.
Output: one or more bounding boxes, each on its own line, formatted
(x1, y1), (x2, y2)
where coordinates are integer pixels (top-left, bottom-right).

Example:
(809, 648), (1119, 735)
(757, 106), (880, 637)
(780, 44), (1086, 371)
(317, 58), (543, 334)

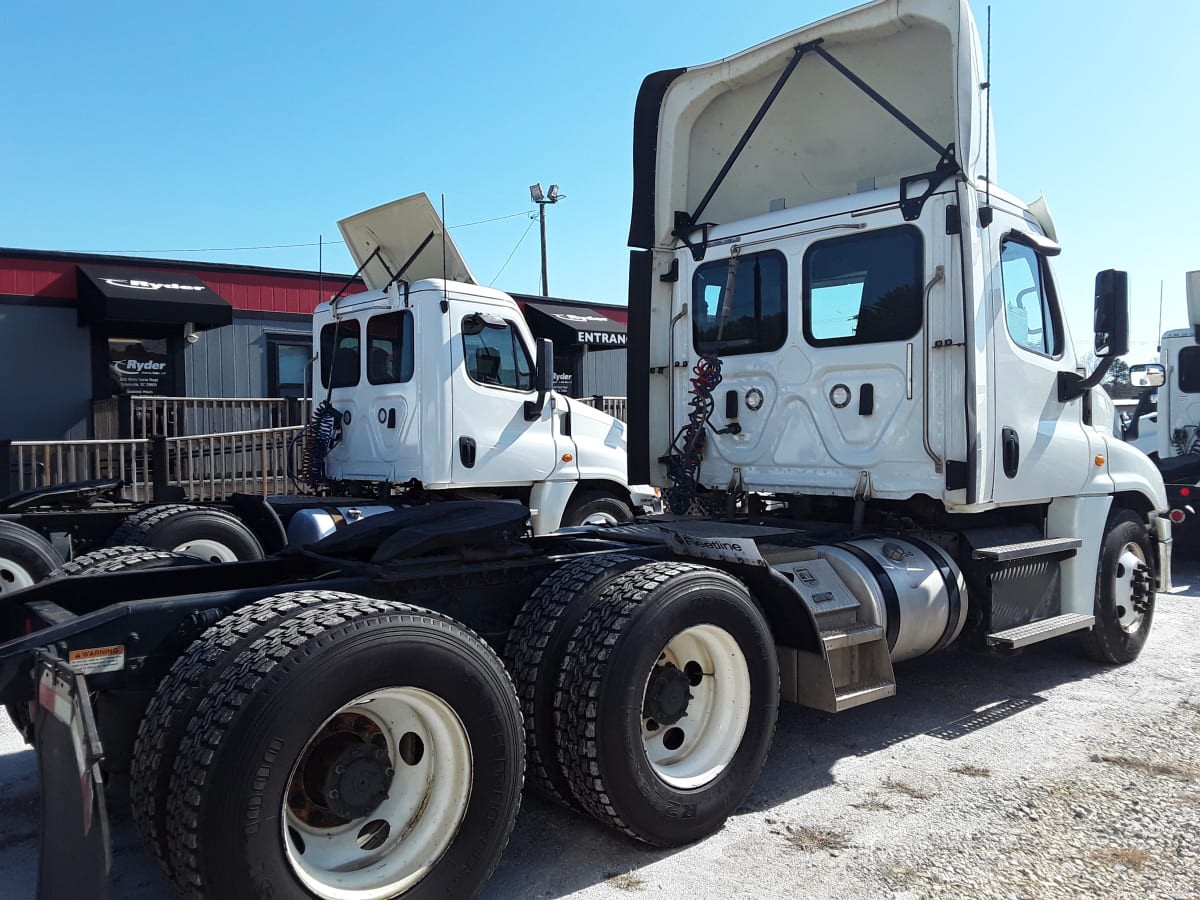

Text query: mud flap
(32, 651), (111, 900)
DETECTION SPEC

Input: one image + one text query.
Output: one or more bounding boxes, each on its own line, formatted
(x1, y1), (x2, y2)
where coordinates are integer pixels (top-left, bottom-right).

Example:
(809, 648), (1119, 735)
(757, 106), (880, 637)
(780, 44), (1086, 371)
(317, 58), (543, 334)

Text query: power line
(488, 216), (538, 287)
(77, 208), (537, 255)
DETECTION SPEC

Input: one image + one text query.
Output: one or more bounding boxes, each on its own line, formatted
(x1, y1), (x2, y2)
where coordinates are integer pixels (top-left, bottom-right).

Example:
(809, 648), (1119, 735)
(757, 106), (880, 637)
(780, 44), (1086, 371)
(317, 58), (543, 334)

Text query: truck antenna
(1158, 279), (1164, 351)
(983, 5), (992, 213)
(441, 193), (449, 310)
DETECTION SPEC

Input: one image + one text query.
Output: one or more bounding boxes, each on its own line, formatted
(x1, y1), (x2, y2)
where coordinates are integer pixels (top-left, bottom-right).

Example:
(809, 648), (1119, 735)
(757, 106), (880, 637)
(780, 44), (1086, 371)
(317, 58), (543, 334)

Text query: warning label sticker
(68, 645), (126, 675)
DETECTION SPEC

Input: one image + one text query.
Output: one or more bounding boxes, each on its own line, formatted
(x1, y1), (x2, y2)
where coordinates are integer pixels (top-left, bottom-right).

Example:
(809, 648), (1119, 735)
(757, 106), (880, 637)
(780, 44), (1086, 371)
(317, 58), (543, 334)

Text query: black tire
(504, 552), (646, 805)
(130, 590), (365, 871)
(556, 561), (778, 846)
(108, 504), (264, 561)
(560, 490), (634, 527)
(84, 549), (210, 575)
(0, 519), (63, 594)
(0, 521), (63, 739)
(46, 545), (156, 578)
(165, 599), (524, 900)
(1078, 509), (1156, 664)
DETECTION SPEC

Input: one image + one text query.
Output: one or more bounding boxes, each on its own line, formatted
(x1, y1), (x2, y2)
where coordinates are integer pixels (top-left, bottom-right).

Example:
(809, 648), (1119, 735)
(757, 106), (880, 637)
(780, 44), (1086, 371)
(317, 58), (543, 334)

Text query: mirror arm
(1058, 356), (1114, 403)
(524, 392), (547, 421)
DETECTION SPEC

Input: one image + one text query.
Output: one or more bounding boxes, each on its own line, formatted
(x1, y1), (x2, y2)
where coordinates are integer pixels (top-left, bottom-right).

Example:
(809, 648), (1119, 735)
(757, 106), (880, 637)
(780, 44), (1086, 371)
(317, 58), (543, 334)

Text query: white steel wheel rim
(640, 624), (751, 790)
(581, 511), (621, 526)
(282, 687), (473, 900)
(171, 539), (237, 563)
(1113, 543), (1147, 633)
(0, 558), (36, 594)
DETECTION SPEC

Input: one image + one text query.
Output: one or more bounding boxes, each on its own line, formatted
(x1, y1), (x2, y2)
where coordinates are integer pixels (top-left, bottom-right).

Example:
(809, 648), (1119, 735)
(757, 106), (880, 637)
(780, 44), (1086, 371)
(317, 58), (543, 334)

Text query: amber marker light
(561, 453), (573, 462)
(1094, 455), (1105, 466)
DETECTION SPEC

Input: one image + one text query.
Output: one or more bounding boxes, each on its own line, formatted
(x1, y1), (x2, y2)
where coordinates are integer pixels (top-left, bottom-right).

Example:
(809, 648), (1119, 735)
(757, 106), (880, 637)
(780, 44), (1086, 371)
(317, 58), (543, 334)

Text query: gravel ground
(1, 562), (1198, 899)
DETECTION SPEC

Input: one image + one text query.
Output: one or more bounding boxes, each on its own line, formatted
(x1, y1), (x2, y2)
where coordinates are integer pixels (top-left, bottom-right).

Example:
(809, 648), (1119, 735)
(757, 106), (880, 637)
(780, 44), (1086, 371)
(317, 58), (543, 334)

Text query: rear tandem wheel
(555, 561), (779, 846)
(161, 597), (524, 900)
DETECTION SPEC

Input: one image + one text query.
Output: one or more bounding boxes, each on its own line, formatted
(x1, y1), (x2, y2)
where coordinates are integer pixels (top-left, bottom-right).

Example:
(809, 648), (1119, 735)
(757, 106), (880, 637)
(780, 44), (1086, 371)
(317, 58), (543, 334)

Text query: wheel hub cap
(642, 662), (693, 726)
(320, 742), (391, 820)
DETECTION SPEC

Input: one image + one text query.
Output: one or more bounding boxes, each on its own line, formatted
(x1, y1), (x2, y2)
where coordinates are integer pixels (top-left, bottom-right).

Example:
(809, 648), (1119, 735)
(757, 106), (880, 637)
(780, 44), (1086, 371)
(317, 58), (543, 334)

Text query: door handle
(459, 436), (476, 468)
(1001, 427), (1019, 479)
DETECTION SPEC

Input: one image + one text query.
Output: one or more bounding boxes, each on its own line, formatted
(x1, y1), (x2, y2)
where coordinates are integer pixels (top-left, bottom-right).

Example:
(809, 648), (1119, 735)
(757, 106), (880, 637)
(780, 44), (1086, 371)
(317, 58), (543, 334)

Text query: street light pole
(530, 183), (564, 296)
(538, 202), (548, 296)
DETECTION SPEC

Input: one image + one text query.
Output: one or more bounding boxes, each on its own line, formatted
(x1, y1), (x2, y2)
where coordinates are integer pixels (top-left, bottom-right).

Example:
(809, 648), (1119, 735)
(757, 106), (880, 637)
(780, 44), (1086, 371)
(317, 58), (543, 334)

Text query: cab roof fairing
(628, 0), (994, 252)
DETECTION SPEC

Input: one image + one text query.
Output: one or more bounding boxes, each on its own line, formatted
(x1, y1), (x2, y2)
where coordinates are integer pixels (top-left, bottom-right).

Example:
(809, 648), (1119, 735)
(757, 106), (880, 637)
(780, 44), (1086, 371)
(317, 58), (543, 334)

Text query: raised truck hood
(338, 193), (477, 291)
(630, 0), (993, 250)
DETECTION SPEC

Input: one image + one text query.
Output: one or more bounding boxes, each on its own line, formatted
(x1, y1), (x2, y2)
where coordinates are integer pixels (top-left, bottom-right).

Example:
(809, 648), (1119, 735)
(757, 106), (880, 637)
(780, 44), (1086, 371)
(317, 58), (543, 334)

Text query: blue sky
(2, 0), (1196, 363)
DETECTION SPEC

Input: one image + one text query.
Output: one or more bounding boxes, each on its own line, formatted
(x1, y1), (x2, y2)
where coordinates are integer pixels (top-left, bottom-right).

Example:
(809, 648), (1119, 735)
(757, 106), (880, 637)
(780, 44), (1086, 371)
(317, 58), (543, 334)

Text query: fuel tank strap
(903, 537), (963, 655)
(832, 542), (900, 651)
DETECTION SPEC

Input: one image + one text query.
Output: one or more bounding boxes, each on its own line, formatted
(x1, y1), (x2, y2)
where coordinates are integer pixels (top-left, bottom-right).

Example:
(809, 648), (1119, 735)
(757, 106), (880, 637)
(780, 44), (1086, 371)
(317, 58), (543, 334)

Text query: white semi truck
(1121, 272), (1200, 461)
(304, 193), (653, 537)
(0, 2), (1175, 899)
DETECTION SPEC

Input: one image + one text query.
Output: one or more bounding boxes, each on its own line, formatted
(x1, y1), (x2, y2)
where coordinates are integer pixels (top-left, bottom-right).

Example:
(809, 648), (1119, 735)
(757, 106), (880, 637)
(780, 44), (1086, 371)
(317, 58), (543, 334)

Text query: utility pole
(530, 183), (564, 296)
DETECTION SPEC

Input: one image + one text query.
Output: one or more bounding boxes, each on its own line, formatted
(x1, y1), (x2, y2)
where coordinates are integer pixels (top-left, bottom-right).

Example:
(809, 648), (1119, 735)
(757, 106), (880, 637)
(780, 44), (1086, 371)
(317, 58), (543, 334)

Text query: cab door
(986, 211), (1092, 503)
(448, 300), (558, 486)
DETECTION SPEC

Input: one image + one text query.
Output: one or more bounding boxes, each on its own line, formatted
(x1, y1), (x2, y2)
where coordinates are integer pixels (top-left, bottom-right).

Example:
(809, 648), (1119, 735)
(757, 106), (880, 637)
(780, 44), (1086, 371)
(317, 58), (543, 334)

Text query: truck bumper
(33, 651), (111, 900)
(1154, 514), (1174, 594)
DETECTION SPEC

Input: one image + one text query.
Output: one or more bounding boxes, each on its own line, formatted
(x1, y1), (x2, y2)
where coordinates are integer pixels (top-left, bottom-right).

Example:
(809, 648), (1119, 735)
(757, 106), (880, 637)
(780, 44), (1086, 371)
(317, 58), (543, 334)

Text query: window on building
(366, 312), (414, 385)
(319, 320), (361, 389)
(1000, 239), (1062, 357)
(804, 226), (923, 346)
(462, 318), (534, 390)
(692, 250), (787, 356)
(267, 336), (311, 398)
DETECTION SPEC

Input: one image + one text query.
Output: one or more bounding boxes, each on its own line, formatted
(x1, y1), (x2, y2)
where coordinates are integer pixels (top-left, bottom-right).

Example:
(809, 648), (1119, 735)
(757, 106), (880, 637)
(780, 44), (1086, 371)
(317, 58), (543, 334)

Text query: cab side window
(1000, 240), (1061, 357)
(803, 226), (923, 346)
(692, 250), (787, 356)
(319, 320), (360, 389)
(462, 319), (534, 390)
(1179, 346), (1200, 393)
(366, 311), (414, 384)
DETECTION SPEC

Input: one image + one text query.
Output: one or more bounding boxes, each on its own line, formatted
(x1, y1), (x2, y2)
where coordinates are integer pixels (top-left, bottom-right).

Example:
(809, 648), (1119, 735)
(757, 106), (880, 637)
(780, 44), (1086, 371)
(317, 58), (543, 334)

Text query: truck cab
(628, 0), (1169, 613)
(314, 194), (645, 534)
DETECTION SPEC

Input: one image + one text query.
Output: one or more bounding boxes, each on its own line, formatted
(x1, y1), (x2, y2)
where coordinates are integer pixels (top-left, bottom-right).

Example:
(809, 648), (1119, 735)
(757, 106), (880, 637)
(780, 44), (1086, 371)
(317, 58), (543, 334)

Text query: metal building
(0, 248), (627, 441)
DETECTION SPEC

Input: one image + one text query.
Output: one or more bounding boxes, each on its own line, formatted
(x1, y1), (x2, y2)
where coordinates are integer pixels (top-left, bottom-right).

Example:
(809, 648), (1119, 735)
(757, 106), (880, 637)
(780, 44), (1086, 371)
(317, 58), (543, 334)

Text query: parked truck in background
(1117, 270), (1200, 537)
(0, 2), (1177, 899)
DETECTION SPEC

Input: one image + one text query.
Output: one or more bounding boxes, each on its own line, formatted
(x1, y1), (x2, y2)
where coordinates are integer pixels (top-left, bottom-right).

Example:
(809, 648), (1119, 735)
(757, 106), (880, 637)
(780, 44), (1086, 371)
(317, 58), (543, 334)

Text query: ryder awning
(521, 301), (627, 350)
(76, 264), (233, 329)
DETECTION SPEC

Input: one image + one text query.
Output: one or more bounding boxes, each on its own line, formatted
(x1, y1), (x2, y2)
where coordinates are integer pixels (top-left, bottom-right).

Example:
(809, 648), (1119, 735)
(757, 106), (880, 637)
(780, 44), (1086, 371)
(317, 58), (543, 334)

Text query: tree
(1104, 358), (1131, 386)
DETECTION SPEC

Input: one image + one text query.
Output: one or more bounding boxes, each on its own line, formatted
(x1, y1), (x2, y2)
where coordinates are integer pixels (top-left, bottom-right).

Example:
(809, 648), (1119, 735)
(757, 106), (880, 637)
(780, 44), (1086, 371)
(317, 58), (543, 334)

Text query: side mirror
(1129, 363), (1165, 388)
(461, 312), (509, 335)
(524, 338), (555, 421)
(1093, 269), (1129, 358)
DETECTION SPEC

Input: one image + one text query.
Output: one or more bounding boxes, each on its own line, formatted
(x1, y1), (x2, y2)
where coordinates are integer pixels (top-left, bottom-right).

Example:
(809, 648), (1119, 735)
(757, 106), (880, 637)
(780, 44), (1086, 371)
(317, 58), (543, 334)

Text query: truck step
(986, 613), (1095, 649)
(806, 591), (860, 616)
(972, 537), (1082, 562)
(820, 623), (884, 651)
(834, 679), (896, 711)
